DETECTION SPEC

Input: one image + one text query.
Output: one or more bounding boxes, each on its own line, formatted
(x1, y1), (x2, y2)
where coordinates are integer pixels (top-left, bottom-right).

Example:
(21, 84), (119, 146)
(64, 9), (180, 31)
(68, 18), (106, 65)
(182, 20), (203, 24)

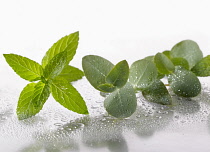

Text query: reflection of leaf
(107, 136), (128, 152)
(133, 106), (174, 139)
(20, 143), (42, 152)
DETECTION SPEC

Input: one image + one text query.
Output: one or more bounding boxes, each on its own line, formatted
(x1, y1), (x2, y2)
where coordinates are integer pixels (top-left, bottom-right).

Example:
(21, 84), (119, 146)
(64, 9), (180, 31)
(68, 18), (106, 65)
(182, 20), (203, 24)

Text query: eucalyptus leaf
(106, 60), (129, 88)
(154, 53), (175, 74)
(42, 31), (79, 68)
(170, 57), (189, 70)
(57, 65), (84, 82)
(144, 56), (165, 79)
(98, 83), (117, 93)
(51, 77), (88, 114)
(144, 56), (155, 61)
(82, 55), (114, 91)
(162, 50), (171, 59)
(191, 55), (210, 77)
(168, 66), (201, 97)
(171, 40), (203, 69)
(104, 83), (137, 118)
(129, 59), (157, 90)
(142, 79), (172, 105)
(43, 51), (67, 80)
(3, 54), (43, 81)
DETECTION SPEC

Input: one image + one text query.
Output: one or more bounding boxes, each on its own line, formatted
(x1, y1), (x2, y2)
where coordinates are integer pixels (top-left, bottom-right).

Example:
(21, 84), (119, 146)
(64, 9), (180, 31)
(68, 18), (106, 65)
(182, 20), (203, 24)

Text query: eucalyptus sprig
(83, 40), (210, 118)
(4, 31), (88, 120)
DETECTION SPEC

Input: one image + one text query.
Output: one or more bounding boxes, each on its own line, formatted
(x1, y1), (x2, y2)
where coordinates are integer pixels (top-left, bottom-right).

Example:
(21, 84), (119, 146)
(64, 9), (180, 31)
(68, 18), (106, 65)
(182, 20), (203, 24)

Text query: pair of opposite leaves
(82, 40), (210, 118)
(4, 32), (88, 120)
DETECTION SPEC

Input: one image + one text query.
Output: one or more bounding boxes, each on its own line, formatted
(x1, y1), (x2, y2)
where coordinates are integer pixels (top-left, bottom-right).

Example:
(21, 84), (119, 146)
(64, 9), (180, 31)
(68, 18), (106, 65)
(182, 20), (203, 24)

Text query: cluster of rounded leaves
(82, 39), (210, 118)
(3, 31), (210, 120)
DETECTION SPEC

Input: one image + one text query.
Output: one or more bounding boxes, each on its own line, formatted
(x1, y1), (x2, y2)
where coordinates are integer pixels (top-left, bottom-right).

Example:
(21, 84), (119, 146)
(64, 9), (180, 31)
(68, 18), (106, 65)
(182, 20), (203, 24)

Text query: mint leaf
(104, 82), (137, 118)
(17, 82), (50, 120)
(154, 53), (175, 74)
(51, 77), (88, 114)
(191, 55), (210, 77)
(31, 81), (50, 108)
(171, 40), (203, 69)
(171, 57), (189, 70)
(142, 79), (172, 105)
(98, 83), (116, 93)
(43, 51), (67, 80)
(82, 55), (114, 91)
(42, 31), (79, 68)
(57, 65), (84, 82)
(3, 54), (43, 81)
(129, 59), (157, 90)
(168, 66), (201, 97)
(106, 60), (129, 88)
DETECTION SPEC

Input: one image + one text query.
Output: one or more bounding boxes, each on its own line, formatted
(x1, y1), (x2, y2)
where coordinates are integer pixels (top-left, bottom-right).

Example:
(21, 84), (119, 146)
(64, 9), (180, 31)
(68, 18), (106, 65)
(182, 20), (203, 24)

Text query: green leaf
(57, 65), (84, 82)
(17, 82), (50, 120)
(162, 50), (171, 59)
(104, 82), (137, 118)
(191, 55), (210, 77)
(51, 77), (88, 114)
(106, 60), (129, 88)
(129, 59), (157, 90)
(42, 31), (79, 68)
(31, 81), (50, 108)
(142, 79), (172, 105)
(43, 51), (67, 80)
(3, 54), (43, 81)
(154, 53), (175, 74)
(170, 57), (189, 70)
(144, 56), (155, 61)
(168, 66), (201, 97)
(171, 40), (203, 69)
(82, 55), (114, 91)
(144, 56), (165, 79)
(98, 83), (117, 93)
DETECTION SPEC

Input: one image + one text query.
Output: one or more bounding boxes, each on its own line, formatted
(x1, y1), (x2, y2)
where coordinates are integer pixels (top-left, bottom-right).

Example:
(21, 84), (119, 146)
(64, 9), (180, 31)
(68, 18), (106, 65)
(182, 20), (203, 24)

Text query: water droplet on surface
(54, 123), (63, 127)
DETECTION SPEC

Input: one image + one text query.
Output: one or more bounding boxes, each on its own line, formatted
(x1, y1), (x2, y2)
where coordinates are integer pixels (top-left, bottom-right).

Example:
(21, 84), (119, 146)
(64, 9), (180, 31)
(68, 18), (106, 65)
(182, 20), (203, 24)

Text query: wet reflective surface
(0, 78), (210, 152)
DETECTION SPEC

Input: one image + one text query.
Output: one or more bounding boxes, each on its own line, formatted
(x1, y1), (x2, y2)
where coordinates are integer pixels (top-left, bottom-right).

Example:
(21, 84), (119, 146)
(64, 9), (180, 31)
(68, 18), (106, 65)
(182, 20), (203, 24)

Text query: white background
(1, 1), (210, 152)
(1, 0), (210, 68)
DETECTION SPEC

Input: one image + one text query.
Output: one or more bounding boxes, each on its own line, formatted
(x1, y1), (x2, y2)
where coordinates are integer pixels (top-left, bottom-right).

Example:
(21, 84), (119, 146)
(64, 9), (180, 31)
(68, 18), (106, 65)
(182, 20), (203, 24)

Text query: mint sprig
(4, 31), (88, 120)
